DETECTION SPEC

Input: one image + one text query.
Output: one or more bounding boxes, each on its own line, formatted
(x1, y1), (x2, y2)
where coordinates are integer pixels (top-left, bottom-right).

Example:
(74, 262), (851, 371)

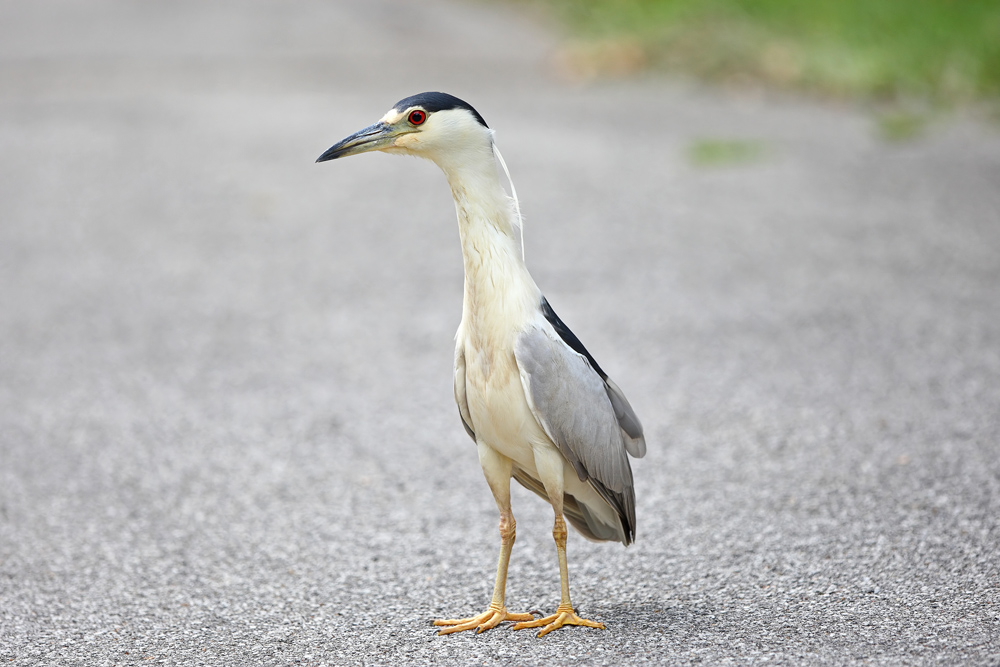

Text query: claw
(511, 604), (605, 637)
(434, 605), (536, 635)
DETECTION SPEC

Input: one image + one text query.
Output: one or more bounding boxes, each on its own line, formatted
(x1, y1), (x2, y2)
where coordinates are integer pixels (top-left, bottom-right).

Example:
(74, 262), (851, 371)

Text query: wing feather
(454, 344), (476, 441)
(514, 321), (637, 543)
(540, 297), (645, 458)
(511, 465), (623, 542)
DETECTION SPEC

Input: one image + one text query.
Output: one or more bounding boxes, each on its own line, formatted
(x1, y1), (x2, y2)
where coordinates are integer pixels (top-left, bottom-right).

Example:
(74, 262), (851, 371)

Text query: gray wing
(605, 377), (646, 458)
(454, 344), (476, 441)
(514, 323), (638, 543)
(538, 297), (645, 458)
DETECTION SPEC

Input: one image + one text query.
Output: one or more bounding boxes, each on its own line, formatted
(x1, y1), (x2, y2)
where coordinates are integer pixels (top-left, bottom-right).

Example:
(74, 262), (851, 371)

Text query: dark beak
(316, 121), (395, 162)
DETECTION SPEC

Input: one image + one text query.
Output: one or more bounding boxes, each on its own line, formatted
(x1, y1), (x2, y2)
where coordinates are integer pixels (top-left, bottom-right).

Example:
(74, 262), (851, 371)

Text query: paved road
(2, 1), (999, 665)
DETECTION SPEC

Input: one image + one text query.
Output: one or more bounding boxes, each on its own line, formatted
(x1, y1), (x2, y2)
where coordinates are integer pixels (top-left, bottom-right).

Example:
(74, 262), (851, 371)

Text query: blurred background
(1, 1), (998, 664)
(533, 0), (1000, 139)
(535, 1), (1000, 98)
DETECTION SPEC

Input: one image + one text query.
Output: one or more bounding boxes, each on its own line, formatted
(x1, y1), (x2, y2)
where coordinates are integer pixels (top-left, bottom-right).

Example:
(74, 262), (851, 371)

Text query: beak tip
(316, 121), (391, 165)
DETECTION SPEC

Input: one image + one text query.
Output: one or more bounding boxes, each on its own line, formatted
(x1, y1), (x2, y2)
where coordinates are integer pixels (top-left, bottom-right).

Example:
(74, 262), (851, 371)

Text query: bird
(316, 92), (645, 637)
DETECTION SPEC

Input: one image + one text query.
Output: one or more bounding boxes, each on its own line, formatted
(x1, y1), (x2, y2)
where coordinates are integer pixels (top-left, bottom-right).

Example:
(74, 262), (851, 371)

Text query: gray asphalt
(2, 1), (999, 665)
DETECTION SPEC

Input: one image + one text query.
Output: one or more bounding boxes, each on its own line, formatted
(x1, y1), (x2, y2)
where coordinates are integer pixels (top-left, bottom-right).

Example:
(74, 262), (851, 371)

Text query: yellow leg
(433, 509), (536, 634)
(433, 446), (535, 635)
(512, 515), (606, 637)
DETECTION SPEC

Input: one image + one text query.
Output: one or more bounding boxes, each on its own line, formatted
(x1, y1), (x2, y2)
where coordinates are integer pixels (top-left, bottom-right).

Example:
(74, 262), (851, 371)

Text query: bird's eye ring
(408, 110), (426, 126)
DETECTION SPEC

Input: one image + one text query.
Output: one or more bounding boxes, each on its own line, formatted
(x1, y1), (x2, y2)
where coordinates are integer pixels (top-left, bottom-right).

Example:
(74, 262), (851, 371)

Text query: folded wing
(514, 299), (644, 544)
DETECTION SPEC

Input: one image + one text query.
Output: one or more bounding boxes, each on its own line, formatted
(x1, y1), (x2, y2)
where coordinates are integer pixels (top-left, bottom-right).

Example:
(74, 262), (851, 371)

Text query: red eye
(408, 110), (426, 125)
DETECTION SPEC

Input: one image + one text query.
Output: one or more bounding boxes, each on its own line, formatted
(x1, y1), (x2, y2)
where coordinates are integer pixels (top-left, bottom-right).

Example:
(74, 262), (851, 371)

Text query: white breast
(455, 210), (547, 468)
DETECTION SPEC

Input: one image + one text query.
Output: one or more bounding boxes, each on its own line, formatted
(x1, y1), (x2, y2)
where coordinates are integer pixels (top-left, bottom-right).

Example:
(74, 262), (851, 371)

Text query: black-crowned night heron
(317, 92), (645, 637)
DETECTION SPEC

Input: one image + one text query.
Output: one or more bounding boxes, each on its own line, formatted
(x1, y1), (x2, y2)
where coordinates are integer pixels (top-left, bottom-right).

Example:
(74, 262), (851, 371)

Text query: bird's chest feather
(453, 201), (543, 463)
(459, 234), (533, 382)
(462, 343), (536, 465)
(458, 277), (540, 464)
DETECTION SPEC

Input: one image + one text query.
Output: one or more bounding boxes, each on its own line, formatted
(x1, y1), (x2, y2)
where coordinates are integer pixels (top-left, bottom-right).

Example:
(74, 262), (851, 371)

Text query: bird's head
(316, 92), (491, 169)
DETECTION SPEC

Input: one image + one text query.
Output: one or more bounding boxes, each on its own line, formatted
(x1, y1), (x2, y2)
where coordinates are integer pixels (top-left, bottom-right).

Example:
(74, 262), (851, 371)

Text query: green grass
(528, 0), (1000, 103)
(876, 111), (931, 141)
(687, 138), (765, 166)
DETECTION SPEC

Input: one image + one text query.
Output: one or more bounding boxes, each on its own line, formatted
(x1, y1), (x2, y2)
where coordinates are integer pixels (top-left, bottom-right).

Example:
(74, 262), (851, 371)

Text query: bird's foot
(433, 603), (536, 635)
(512, 603), (605, 637)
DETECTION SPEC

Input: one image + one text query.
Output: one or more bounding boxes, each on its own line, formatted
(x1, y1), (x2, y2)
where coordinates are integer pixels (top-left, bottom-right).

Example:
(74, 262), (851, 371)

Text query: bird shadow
(595, 599), (739, 640)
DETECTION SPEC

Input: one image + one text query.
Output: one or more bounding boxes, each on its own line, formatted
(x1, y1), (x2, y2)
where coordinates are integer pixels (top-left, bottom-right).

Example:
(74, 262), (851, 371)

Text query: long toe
(434, 606), (536, 635)
(511, 605), (605, 637)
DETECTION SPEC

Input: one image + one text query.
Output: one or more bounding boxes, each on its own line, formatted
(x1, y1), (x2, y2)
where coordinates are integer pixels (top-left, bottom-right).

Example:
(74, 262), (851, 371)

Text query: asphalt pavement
(1, 1), (999, 665)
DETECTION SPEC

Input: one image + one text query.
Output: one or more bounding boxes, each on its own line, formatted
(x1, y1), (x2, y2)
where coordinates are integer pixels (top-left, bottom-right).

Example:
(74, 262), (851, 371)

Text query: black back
(540, 297), (608, 381)
(392, 92), (489, 128)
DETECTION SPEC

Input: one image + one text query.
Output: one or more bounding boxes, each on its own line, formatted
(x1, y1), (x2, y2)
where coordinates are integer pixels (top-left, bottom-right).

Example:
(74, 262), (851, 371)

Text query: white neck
(435, 143), (539, 341)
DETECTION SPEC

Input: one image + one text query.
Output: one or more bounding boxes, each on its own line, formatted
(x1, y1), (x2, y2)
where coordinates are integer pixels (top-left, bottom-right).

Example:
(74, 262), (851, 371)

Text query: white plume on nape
(490, 135), (524, 263)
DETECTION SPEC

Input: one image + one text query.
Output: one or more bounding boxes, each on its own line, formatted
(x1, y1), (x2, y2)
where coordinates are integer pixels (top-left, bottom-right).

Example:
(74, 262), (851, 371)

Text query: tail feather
(511, 466), (631, 545)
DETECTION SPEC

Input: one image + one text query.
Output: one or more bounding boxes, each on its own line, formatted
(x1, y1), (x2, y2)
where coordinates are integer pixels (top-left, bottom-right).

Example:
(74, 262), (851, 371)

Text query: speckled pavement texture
(1, 1), (999, 665)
